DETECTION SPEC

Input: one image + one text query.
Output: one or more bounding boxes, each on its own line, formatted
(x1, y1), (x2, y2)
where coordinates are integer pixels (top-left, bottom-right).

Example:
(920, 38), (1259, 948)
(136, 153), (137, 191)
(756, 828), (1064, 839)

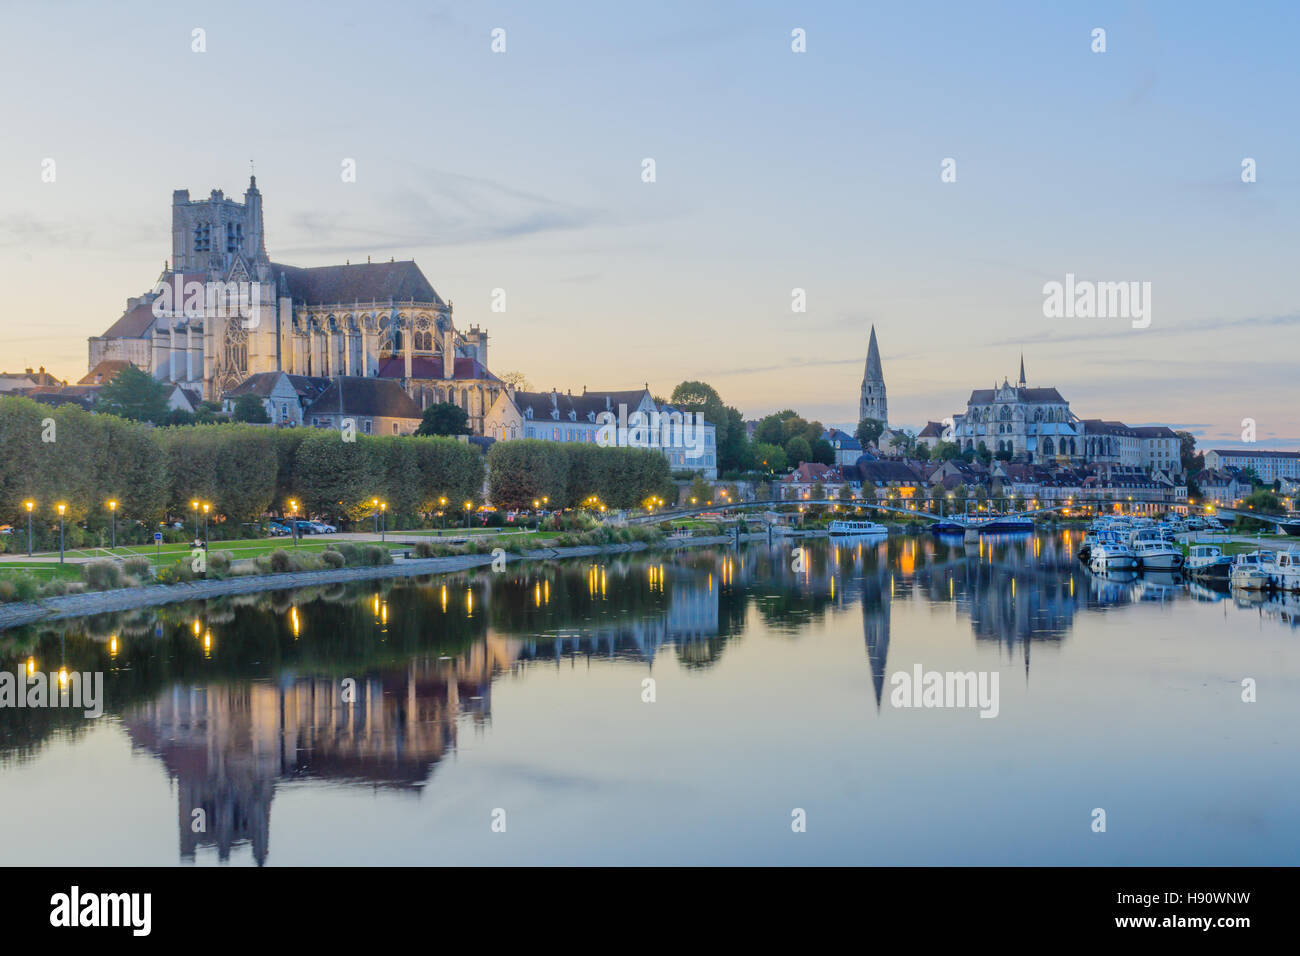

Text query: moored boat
(1185, 544), (1232, 581)
(1230, 550), (1276, 591)
(828, 519), (889, 536)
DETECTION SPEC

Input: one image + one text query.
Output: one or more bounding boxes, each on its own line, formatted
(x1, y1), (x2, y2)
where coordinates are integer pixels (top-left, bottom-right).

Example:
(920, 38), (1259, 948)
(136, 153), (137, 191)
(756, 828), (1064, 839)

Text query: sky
(1, 0), (1296, 449)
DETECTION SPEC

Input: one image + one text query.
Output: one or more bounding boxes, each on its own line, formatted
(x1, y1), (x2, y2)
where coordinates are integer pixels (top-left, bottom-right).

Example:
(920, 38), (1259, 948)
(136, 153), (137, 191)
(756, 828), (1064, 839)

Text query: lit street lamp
(23, 500), (34, 557)
(107, 499), (118, 550)
(202, 503), (210, 550)
(439, 497), (448, 531)
(464, 500), (472, 529)
(191, 499), (200, 544)
(56, 502), (66, 564)
(289, 499), (299, 548)
(381, 501), (387, 542)
(372, 497), (381, 537)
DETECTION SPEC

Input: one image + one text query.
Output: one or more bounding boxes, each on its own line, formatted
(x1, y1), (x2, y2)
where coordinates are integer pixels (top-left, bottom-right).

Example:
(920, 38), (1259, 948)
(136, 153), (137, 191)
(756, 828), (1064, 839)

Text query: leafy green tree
(416, 401), (470, 436)
(811, 438), (835, 466)
(785, 436), (812, 465)
(752, 442), (786, 474)
(231, 394), (271, 423)
(295, 431), (383, 522)
(487, 440), (567, 509)
(855, 418), (885, 448)
(934, 440), (963, 461)
(96, 364), (169, 423)
(687, 474), (712, 505)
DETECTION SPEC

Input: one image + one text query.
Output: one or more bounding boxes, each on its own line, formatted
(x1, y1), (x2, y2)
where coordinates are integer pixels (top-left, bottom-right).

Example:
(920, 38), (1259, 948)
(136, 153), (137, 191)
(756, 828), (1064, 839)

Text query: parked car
(268, 521), (291, 536)
(293, 520), (316, 535)
(309, 521), (336, 534)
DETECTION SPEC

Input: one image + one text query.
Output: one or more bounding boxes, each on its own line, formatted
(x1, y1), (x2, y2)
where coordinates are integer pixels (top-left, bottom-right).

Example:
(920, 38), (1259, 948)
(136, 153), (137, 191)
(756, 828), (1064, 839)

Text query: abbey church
(87, 178), (504, 432)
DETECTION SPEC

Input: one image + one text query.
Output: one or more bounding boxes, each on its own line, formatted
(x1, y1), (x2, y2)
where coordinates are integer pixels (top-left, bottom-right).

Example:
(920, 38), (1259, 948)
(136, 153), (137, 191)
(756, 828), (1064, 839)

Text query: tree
(934, 441), (963, 462)
(231, 393), (270, 423)
(416, 402), (470, 436)
(914, 443), (931, 462)
(1237, 466), (1263, 488)
(855, 418), (885, 448)
(1174, 430), (1199, 474)
(752, 442), (786, 474)
(96, 364), (169, 423)
(785, 435), (812, 466)
(487, 440), (567, 509)
(499, 370), (533, 391)
(687, 474), (712, 505)
(811, 438), (835, 466)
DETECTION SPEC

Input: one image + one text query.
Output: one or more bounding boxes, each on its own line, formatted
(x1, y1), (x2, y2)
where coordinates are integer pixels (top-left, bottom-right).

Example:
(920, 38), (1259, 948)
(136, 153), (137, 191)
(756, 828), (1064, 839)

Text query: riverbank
(0, 531), (786, 631)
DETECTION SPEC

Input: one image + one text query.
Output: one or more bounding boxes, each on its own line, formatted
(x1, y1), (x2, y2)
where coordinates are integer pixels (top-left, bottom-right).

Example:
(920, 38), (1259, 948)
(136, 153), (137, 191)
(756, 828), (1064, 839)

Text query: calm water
(1, 532), (1296, 866)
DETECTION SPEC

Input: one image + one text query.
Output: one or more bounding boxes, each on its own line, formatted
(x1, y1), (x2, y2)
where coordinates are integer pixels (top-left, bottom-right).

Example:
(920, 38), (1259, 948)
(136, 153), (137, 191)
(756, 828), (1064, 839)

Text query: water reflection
(0, 532), (1294, 865)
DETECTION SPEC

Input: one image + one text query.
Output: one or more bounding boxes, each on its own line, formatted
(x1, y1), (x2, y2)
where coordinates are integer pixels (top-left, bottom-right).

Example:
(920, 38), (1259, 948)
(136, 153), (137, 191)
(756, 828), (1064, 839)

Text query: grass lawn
(0, 562), (85, 581)
(26, 538), (342, 566)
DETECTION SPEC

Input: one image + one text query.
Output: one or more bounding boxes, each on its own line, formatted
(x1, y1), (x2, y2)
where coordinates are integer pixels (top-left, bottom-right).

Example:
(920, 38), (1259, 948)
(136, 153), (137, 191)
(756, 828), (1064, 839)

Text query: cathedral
(88, 177), (504, 433)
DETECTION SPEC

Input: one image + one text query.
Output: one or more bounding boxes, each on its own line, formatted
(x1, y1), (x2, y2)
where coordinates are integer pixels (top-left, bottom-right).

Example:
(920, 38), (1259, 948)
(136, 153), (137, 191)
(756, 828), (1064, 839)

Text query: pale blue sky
(2, 0), (1296, 448)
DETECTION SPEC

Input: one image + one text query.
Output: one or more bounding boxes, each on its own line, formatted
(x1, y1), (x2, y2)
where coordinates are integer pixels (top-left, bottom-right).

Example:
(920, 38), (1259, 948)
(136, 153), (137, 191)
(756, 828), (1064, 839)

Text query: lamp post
(107, 499), (118, 550)
(464, 500), (472, 529)
(439, 497), (447, 532)
(381, 502), (387, 542)
(289, 499), (299, 548)
(56, 502), (66, 565)
(191, 500), (200, 544)
(23, 500), (33, 557)
(202, 503), (210, 550)
(372, 497), (380, 537)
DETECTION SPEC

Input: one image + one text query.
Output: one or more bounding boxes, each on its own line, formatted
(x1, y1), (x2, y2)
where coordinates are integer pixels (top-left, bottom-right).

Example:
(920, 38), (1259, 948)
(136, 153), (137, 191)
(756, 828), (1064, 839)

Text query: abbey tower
(859, 325), (887, 425)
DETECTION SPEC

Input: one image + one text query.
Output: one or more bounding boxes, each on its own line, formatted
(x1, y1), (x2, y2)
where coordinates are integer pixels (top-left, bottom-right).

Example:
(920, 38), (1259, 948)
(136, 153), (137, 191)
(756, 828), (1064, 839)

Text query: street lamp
(107, 499), (118, 550)
(289, 499), (299, 548)
(439, 496), (448, 531)
(372, 497), (380, 537)
(202, 503), (210, 550)
(23, 500), (33, 557)
(56, 502), (66, 564)
(464, 500), (473, 529)
(381, 501), (387, 542)
(191, 500), (200, 543)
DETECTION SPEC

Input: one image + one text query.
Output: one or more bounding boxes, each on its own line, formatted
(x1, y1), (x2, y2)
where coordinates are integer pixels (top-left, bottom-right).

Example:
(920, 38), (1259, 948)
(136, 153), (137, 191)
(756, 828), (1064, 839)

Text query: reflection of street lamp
(56, 502), (66, 564)
(23, 500), (34, 557)
(107, 499), (118, 550)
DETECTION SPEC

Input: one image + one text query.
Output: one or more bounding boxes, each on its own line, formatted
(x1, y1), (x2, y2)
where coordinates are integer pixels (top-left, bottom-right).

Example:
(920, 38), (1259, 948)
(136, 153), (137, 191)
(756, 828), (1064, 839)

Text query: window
(226, 221), (243, 252)
(393, 422), (399, 434)
(194, 222), (211, 252)
(363, 420), (372, 435)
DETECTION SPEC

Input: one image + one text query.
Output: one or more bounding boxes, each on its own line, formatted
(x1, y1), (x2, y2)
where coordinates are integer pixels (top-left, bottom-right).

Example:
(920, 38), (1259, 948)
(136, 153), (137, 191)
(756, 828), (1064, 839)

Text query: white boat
(1230, 550), (1275, 591)
(828, 519), (888, 536)
(1089, 537), (1138, 572)
(1132, 538), (1185, 571)
(1185, 544), (1231, 581)
(1269, 549), (1300, 591)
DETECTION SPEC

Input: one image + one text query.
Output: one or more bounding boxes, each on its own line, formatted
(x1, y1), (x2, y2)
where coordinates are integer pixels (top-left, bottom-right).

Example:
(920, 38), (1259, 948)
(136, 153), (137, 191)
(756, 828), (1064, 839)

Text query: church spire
(865, 325), (883, 381)
(859, 324), (888, 427)
(1018, 354), (1026, 386)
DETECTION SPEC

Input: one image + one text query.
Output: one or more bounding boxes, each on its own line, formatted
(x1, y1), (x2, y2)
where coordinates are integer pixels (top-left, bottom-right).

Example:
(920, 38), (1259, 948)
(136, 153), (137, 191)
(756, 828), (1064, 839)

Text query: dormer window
(524, 407), (533, 419)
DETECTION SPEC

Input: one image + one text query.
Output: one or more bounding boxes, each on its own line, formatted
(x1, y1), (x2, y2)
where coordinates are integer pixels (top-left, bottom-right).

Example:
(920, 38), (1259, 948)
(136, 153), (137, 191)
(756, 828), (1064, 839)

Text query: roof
(822, 428), (862, 449)
(303, 377), (423, 420)
(271, 261), (446, 307)
(79, 360), (133, 385)
(99, 300), (157, 339)
(1081, 419), (1137, 436)
(864, 325), (883, 381)
(512, 388), (654, 422)
(785, 462), (838, 483)
(917, 421), (945, 438)
(854, 459), (924, 483)
(375, 355), (498, 382)
(224, 371), (331, 401)
(1130, 425), (1178, 438)
(967, 387), (1066, 405)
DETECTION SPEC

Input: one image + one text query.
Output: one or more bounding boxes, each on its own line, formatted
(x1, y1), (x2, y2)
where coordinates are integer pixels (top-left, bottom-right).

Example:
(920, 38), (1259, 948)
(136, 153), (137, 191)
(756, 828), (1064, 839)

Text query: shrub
(41, 579), (69, 597)
(412, 541), (438, 559)
(207, 551), (232, 575)
(363, 545), (392, 566)
(0, 581), (14, 602)
(6, 574), (43, 603)
(82, 560), (124, 591)
(123, 556), (153, 578)
(321, 549), (345, 568)
(65, 582), (87, 594)
(269, 549), (293, 573)
(334, 542), (363, 565)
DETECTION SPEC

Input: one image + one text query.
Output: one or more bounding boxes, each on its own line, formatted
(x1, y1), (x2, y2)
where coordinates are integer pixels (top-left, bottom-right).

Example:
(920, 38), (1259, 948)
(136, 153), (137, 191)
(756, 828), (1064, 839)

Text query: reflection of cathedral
(88, 178), (503, 430)
(122, 639), (514, 864)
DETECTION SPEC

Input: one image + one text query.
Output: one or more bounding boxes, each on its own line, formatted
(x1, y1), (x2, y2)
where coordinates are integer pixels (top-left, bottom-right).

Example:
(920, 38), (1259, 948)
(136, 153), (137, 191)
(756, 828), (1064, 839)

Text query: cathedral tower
(859, 325), (887, 425)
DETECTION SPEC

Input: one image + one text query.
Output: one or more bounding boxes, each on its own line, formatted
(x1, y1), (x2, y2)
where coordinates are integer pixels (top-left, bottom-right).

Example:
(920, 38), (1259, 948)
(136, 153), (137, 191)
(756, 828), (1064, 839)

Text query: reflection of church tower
(859, 325), (887, 425)
(860, 573), (891, 708)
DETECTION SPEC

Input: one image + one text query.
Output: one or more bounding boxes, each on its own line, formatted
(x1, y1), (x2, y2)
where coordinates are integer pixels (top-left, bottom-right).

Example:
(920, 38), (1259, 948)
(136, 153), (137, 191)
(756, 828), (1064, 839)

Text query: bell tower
(859, 325), (888, 425)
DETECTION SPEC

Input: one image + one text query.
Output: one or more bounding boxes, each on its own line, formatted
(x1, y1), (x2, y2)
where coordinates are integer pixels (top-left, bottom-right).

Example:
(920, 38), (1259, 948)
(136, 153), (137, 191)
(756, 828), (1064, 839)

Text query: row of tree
(487, 440), (675, 510)
(0, 395), (483, 528)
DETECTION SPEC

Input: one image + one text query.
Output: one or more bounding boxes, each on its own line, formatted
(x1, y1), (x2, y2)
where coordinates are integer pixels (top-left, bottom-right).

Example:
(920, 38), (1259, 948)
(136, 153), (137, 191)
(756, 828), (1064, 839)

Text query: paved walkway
(0, 532), (769, 631)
